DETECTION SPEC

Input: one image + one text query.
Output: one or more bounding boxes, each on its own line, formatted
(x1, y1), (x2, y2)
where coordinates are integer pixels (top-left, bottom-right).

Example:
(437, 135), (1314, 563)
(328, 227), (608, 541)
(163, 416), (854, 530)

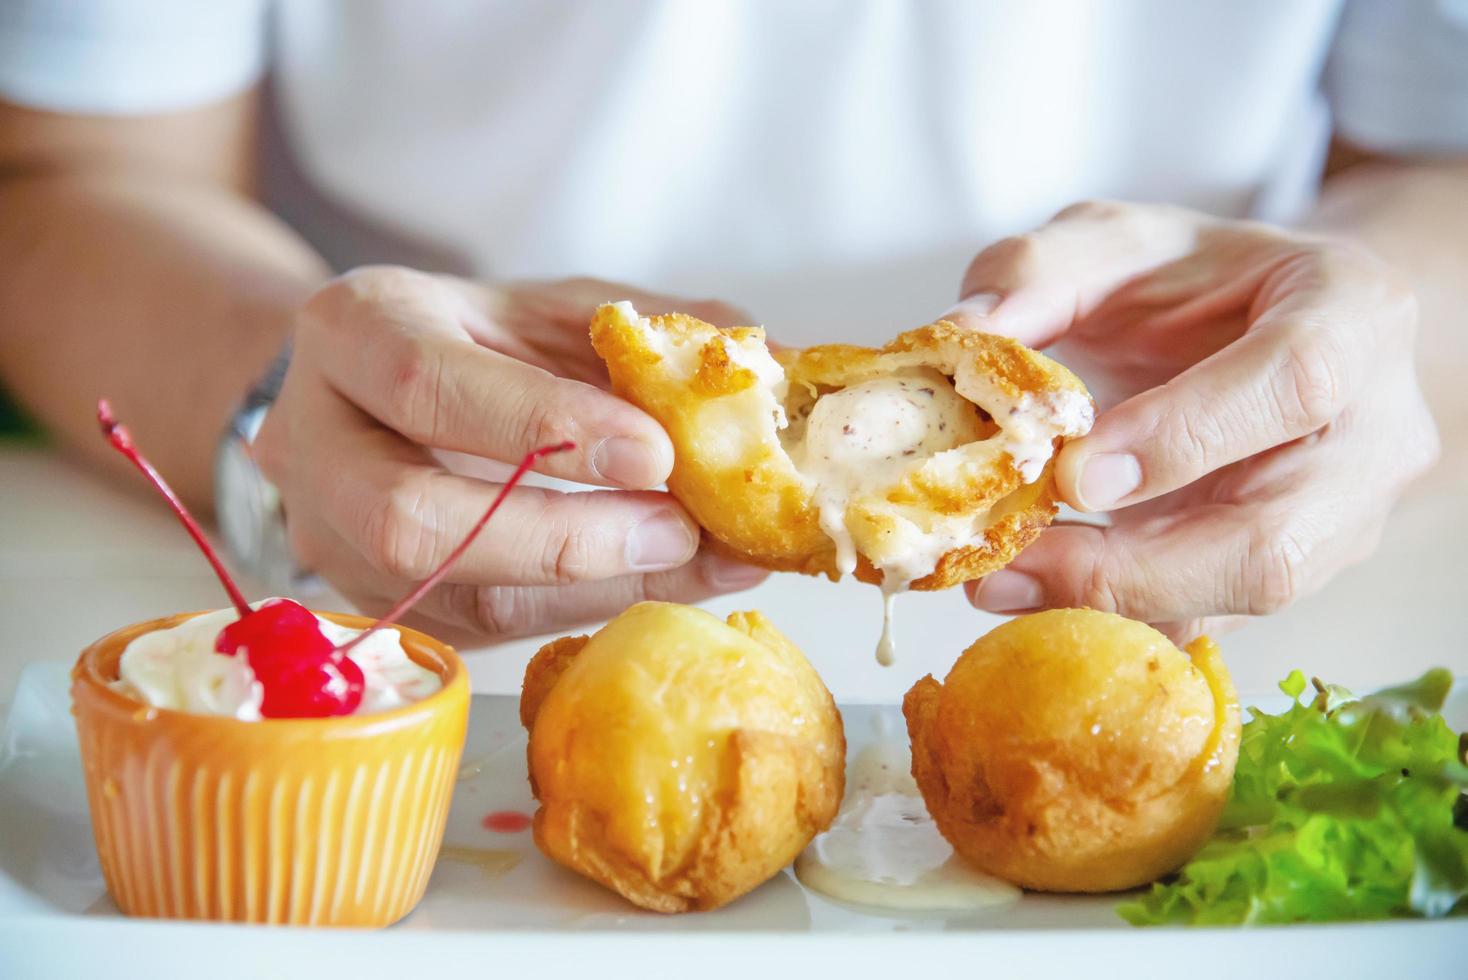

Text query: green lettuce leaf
(1118, 668), (1468, 925)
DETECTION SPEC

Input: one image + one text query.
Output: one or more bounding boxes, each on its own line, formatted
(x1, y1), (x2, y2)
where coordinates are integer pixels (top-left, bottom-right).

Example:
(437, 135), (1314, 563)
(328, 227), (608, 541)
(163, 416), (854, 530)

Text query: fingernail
(940, 292), (1001, 322)
(1075, 452), (1142, 511)
(970, 570), (1045, 613)
(704, 553), (770, 591)
(625, 511), (698, 570)
(591, 437), (661, 487)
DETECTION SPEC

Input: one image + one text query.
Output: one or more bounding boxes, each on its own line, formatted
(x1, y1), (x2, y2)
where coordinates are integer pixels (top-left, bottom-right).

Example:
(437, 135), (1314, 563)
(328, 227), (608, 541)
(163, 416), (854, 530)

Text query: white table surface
(1, 440), (1465, 979)
(1, 440), (1464, 710)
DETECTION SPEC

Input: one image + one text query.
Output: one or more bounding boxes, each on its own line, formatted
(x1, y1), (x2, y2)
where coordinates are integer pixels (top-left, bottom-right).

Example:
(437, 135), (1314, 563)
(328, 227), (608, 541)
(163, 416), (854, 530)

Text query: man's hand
(255, 268), (767, 644)
(951, 201), (1439, 640)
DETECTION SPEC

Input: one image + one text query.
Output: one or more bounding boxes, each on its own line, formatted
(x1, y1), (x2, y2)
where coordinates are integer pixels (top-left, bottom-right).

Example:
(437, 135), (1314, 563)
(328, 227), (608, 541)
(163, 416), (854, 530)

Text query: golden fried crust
(860, 468), (1059, 590)
(904, 610), (1242, 893)
(591, 308), (831, 573)
(590, 303), (1090, 591)
(519, 634), (589, 731)
(522, 602), (845, 913)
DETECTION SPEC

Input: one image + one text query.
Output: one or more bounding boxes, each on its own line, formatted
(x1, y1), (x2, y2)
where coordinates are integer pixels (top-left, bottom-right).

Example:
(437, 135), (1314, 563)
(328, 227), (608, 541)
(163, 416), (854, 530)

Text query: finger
(1053, 253), (1401, 513)
(1034, 389), (1427, 626)
(312, 429), (705, 590)
(542, 277), (757, 328)
(301, 269), (675, 489)
(381, 550), (769, 644)
(496, 277), (756, 330)
(965, 496), (1351, 623)
(946, 201), (1207, 346)
(1149, 616), (1250, 646)
(471, 278), (756, 387)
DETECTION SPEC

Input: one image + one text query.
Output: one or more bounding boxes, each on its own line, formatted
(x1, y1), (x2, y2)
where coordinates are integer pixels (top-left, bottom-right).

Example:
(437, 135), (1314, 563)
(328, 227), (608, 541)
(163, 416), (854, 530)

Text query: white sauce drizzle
(795, 725), (1020, 912)
(875, 589), (898, 668)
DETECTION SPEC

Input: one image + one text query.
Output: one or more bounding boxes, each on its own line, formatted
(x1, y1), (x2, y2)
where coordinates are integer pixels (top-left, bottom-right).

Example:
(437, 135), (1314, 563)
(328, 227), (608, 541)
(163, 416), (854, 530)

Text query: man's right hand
(254, 267), (769, 644)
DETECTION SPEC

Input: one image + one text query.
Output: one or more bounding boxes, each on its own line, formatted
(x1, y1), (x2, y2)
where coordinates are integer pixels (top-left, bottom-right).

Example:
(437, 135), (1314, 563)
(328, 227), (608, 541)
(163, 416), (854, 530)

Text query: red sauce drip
(482, 810), (532, 833)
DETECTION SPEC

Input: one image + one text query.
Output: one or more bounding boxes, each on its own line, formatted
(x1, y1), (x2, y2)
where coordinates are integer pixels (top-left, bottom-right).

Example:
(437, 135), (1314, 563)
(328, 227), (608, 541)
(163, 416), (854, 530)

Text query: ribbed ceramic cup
(71, 611), (469, 927)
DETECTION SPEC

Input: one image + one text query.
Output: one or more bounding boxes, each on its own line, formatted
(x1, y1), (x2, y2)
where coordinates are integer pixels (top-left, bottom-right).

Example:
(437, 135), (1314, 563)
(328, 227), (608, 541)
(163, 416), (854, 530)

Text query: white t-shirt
(6, 0), (1468, 342)
(3, 0), (1467, 695)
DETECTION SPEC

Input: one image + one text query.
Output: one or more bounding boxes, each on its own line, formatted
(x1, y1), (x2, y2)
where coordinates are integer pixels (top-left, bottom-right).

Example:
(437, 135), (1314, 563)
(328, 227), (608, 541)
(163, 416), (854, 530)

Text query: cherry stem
(333, 440), (576, 657)
(97, 400), (252, 617)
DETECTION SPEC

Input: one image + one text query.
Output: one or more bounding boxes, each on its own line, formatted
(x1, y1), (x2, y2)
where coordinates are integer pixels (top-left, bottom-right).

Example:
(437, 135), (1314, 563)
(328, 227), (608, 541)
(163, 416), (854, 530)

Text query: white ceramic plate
(1, 663), (1464, 979)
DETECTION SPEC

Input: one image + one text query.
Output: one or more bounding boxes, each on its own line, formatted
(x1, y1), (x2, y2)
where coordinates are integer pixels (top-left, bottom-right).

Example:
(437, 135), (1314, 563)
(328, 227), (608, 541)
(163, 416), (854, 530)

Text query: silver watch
(214, 344), (320, 595)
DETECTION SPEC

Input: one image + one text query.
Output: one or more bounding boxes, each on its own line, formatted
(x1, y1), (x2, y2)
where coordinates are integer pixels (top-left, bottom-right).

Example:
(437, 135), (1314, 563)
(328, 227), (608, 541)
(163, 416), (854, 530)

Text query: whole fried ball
(904, 608), (1240, 893)
(522, 602), (845, 913)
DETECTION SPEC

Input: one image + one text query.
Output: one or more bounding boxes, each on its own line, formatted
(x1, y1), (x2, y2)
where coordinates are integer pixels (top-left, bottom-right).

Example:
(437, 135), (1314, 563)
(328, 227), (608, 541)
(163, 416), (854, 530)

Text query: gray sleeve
(1325, 0), (1468, 155)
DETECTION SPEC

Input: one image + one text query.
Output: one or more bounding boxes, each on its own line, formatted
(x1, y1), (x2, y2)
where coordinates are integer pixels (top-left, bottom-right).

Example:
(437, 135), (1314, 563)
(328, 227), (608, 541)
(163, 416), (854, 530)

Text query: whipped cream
(112, 602), (441, 720)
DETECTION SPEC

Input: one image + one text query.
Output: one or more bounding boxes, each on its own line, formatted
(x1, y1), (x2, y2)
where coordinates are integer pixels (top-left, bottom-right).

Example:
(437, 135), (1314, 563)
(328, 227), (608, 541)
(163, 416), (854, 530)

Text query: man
(0, 0), (1461, 666)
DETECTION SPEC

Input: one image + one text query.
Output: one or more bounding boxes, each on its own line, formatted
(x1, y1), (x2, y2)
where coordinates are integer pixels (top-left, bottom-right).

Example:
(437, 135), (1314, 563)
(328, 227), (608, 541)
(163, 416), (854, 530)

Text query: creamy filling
(795, 732), (1020, 911)
(112, 602), (441, 720)
(786, 371), (985, 667)
(616, 300), (703, 377)
(792, 370), (984, 581)
(615, 299), (790, 427)
(955, 366), (1095, 482)
(788, 369), (1092, 665)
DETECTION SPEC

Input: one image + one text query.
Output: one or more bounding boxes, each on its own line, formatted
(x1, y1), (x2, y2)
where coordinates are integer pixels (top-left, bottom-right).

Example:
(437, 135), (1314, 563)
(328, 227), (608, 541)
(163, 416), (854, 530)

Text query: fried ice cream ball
(904, 609), (1241, 893)
(521, 602), (845, 913)
(589, 302), (1093, 595)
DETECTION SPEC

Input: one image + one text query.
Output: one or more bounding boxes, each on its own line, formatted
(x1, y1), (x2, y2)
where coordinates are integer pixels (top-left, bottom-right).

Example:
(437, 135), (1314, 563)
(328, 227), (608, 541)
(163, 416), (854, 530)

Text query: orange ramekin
(71, 611), (469, 927)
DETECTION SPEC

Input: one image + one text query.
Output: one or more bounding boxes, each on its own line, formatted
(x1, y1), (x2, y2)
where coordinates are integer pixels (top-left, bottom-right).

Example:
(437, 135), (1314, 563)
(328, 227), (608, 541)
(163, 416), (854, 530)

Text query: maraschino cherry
(98, 399), (573, 718)
(214, 596), (362, 717)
